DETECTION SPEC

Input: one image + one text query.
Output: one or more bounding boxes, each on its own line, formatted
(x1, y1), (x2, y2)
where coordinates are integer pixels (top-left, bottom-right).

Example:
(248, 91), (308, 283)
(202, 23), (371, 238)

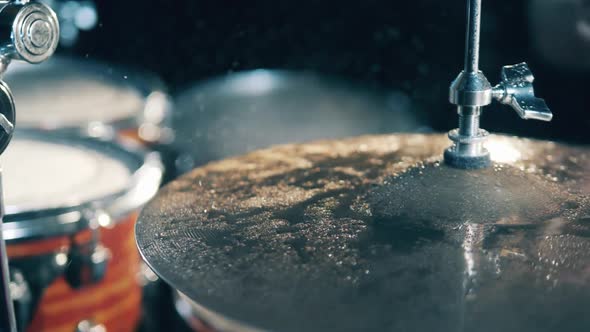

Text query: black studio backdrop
(66, 0), (590, 144)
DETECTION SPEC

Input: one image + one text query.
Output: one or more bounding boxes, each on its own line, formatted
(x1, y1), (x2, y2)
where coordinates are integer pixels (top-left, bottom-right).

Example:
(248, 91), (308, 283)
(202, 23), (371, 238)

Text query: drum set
(0, 0), (589, 332)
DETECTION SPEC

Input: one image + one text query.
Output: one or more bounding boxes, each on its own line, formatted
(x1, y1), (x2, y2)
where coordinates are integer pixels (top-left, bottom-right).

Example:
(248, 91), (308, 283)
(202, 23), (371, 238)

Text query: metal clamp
(64, 210), (111, 289)
(444, 0), (552, 169)
(492, 63), (552, 121)
(0, 1), (59, 64)
(76, 320), (106, 332)
(0, 2), (59, 331)
(8, 269), (31, 332)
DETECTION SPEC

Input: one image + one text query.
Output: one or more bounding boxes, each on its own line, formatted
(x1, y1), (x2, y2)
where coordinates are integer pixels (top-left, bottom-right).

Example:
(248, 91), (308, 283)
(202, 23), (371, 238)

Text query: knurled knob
(0, 1), (59, 63)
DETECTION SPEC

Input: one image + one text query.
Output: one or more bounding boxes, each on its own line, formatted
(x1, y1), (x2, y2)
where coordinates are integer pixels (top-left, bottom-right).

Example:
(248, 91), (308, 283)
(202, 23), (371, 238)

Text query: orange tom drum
(1, 130), (163, 332)
(4, 56), (174, 147)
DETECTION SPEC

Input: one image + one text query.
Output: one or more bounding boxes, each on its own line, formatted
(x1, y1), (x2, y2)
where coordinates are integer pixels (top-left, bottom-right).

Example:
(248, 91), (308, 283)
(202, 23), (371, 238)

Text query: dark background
(61, 0), (590, 144)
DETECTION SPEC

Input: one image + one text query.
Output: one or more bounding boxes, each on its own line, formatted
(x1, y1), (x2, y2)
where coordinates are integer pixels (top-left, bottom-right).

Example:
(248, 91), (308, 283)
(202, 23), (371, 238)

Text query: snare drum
(1, 130), (163, 332)
(3, 56), (173, 146)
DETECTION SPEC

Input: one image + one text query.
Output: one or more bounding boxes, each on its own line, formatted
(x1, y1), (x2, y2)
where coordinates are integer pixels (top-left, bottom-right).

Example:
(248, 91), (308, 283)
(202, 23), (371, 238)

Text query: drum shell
(7, 213), (141, 332)
(1, 130), (164, 332)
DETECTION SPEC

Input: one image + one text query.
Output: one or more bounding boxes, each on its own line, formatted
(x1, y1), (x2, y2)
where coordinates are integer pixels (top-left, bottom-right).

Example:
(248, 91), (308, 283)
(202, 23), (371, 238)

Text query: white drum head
(4, 56), (145, 128)
(0, 134), (132, 214)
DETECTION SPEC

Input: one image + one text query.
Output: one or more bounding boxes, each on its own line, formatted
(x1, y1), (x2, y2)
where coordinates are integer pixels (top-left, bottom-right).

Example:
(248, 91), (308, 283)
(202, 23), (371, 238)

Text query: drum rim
(2, 129), (163, 241)
(5, 55), (173, 144)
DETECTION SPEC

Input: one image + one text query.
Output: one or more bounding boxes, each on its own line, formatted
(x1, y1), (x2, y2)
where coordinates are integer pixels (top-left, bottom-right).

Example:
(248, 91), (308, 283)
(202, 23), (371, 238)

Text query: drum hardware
(63, 210), (111, 289)
(6, 217), (107, 331)
(8, 269), (31, 331)
(8, 227), (111, 331)
(137, 261), (158, 287)
(444, 0), (552, 169)
(1, 130), (162, 332)
(7, 209), (112, 330)
(64, 241), (110, 288)
(8, 253), (66, 331)
(75, 320), (106, 332)
(0, 1), (59, 64)
(0, 2), (59, 331)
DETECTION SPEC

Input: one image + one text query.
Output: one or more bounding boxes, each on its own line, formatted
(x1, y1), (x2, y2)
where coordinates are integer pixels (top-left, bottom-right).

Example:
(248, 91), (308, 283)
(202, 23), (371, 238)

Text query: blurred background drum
(3, 56), (173, 147)
(1, 130), (163, 332)
(171, 69), (423, 175)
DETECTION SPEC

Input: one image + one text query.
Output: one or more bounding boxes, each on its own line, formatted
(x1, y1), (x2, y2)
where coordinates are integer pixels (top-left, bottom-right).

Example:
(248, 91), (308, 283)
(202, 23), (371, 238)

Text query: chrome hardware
(8, 269), (31, 332)
(0, 1), (59, 153)
(137, 262), (159, 287)
(449, 70), (492, 107)
(8, 270), (30, 306)
(6, 252), (69, 331)
(0, 1), (59, 64)
(75, 320), (106, 332)
(64, 210), (111, 288)
(0, 3), (59, 331)
(444, 0), (552, 169)
(64, 242), (110, 289)
(492, 63), (552, 121)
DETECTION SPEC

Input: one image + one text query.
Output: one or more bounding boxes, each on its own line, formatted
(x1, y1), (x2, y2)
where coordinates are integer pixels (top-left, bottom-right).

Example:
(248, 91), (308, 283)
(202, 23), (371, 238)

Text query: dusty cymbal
(136, 134), (590, 332)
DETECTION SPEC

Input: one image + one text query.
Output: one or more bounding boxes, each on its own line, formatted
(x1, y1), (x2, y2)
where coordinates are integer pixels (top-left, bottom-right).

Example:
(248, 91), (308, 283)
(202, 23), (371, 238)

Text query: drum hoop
(3, 129), (163, 241)
(7, 56), (173, 144)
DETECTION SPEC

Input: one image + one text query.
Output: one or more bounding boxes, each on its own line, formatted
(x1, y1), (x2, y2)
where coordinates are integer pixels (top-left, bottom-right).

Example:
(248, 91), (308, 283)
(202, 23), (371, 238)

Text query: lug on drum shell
(2, 129), (163, 332)
(137, 133), (590, 332)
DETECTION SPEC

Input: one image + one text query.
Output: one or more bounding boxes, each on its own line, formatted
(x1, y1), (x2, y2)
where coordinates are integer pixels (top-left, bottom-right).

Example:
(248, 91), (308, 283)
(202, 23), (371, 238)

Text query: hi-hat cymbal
(136, 134), (590, 332)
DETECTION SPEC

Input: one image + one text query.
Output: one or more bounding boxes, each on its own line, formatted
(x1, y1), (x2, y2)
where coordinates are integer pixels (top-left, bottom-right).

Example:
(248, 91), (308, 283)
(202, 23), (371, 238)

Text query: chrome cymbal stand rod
(0, 1), (59, 331)
(0, 174), (15, 332)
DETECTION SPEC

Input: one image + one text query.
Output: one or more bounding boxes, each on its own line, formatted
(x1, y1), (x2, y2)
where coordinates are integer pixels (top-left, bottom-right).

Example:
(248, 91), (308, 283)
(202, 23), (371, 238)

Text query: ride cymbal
(137, 133), (590, 332)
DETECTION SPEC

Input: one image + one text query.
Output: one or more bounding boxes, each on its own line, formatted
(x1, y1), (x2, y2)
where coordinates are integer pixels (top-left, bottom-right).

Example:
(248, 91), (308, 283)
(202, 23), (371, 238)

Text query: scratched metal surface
(137, 134), (590, 332)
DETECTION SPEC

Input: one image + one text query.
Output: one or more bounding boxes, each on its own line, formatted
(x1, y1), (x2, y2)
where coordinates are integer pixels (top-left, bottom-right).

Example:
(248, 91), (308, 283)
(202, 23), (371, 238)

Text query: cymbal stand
(0, 1), (59, 331)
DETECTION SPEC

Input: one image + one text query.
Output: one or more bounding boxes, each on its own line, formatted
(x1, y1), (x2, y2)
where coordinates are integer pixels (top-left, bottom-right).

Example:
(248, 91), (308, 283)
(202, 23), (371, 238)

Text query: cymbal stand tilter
(0, 1), (59, 331)
(444, 0), (553, 169)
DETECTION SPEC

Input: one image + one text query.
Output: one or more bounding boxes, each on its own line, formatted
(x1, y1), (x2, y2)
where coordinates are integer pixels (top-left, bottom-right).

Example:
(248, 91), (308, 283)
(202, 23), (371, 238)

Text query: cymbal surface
(136, 134), (590, 332)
